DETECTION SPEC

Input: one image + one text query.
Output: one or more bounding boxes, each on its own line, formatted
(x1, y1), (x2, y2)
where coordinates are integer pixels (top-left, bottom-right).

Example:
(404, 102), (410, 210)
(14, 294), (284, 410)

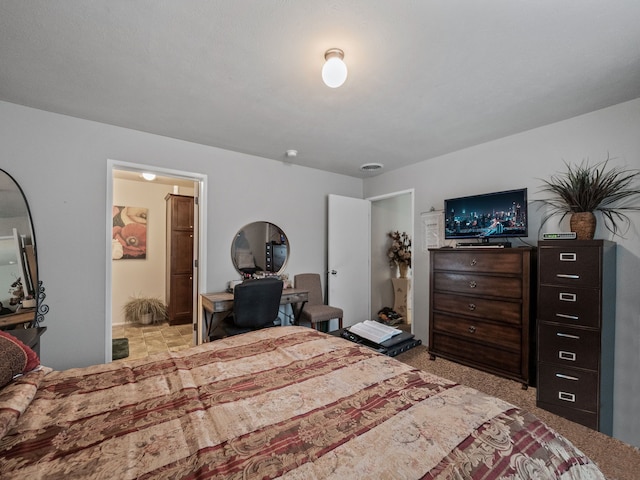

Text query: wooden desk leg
(207, 311), (231, 340)
(291, 301), (307, 325)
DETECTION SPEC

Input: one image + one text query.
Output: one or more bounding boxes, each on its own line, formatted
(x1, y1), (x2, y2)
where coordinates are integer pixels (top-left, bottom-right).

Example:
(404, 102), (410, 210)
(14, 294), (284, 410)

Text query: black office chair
(210, 277), (284, 340)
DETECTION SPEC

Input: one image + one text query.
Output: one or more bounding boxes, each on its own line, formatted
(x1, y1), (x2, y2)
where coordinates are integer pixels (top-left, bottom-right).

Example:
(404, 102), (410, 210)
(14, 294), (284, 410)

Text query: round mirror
(231, 222), (289, 275)
(0, 169), (38, 327)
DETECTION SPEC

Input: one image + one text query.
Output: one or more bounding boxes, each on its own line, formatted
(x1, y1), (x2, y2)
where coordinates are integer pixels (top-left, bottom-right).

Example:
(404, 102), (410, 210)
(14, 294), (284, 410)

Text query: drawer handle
(556, 274), (580, 279)
(558, 391), (576, 402)
(468, 325), (476, 334)
(559, 253), (577, 262)
(556, 332), (580, 339)
(556, 313), (579, 321)
(559, 350), (577, 361)
(556, 373), (579, 381)
(470, 258), (477, 266)
(559, 292), (577, 302)
(469, 281), (477, 288)
(468, 303), (476, 311)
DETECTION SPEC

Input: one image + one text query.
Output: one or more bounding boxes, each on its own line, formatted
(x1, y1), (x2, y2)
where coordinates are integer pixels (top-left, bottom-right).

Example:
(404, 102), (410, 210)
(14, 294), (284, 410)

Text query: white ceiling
(1, 1), (639, 178)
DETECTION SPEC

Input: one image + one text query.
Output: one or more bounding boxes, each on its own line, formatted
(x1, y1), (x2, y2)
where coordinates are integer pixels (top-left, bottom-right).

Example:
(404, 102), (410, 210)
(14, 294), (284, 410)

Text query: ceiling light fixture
(322, 48), (348, 88)
(141, 172), (156, 181)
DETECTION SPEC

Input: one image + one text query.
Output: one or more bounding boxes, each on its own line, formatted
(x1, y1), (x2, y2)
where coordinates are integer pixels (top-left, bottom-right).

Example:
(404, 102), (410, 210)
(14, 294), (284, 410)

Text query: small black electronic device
(542, 232), (576, 240)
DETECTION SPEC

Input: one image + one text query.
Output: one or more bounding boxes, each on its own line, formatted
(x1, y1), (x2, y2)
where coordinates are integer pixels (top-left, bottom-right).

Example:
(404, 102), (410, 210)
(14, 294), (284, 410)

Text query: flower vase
(398, 263), (409, 278)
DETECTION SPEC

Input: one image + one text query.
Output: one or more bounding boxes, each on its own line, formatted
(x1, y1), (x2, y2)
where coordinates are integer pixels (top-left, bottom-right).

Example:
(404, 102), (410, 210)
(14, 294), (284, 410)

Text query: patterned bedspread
(0, 326), (604, 479)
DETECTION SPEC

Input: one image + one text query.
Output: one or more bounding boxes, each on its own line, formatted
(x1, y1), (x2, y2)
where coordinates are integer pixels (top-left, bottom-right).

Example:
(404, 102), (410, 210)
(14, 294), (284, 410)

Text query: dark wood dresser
(165, 194), (195, 325)
(428, 247), (535, 387)
(7, 326), (47, 357)
(536, 240), (616, 434)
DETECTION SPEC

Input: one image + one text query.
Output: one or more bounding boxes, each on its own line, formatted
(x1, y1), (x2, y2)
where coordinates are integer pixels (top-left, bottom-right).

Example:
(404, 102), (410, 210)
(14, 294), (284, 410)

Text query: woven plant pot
(570, 212), (596, 240)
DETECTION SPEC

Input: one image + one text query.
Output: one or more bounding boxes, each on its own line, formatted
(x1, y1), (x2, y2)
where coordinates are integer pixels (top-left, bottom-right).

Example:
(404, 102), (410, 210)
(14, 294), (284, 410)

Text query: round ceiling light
(141, 172), (156, 181)
(322, 48), (348, 88)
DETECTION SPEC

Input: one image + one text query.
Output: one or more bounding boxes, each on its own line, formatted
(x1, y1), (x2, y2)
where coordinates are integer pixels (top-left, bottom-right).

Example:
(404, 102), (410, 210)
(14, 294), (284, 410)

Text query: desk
(200, 288), (308, 341)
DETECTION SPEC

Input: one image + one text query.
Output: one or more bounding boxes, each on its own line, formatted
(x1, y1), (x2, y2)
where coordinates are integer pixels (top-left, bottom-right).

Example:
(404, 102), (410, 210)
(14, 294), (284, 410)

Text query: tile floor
(112, 321), (193, 361)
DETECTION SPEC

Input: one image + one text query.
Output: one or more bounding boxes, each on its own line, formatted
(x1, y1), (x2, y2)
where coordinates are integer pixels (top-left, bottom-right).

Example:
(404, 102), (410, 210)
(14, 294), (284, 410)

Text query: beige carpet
(396, 345), (639, 480)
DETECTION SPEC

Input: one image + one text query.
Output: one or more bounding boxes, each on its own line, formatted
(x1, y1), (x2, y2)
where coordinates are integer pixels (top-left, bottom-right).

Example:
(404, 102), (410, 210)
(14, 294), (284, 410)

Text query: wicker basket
(570, 212), (596, 240)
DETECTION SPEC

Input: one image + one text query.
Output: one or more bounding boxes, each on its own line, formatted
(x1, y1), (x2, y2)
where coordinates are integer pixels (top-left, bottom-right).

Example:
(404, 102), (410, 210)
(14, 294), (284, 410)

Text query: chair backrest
(294, 273), (324, 306)
(233, 278), (284, 329)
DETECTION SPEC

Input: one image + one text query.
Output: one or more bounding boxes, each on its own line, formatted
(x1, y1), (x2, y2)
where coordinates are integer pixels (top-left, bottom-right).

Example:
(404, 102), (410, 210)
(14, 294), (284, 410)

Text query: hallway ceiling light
(141, 172), (156, 181)
(322, 48), (348, 88)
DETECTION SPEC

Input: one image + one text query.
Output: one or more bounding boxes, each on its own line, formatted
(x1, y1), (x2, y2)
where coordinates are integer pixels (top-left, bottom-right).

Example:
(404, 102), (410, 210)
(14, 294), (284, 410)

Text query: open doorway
(105, 160), (207, 363)
(369, 190), (414, 333)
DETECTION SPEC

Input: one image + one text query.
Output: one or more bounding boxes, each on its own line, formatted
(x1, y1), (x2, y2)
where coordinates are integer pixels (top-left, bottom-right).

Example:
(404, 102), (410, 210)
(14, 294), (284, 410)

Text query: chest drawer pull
(469, 280), (477, 288)
(470, 258), (477, 266)
(556, 373), (579, 381)
(468, 325), (476, 333)
(556, 273), (580, 279)
(559, 350), (577, 361)
(558, 391), (576, 402)
(556, 332), (580, 339)
(468, 303), (476, 311)
(559, 292), (577, 302)
(556, 313), (579, 320)
(559, 253), (577, 261)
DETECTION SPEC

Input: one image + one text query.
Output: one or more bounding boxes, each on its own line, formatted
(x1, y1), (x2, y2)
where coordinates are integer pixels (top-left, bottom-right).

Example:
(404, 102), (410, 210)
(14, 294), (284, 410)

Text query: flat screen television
(444, 188), (528, 241)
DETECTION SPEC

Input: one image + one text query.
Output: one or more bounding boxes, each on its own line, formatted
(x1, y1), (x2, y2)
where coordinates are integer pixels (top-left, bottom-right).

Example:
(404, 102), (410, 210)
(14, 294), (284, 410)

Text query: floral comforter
(0, 326), (604, 479)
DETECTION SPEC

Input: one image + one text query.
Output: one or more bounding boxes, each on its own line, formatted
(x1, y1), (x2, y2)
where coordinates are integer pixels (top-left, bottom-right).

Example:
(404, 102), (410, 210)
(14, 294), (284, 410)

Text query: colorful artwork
(112, 206), (148, 260)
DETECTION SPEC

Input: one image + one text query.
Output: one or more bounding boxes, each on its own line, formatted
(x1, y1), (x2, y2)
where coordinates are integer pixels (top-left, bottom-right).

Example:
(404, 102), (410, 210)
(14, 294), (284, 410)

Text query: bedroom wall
(363, 97), (640, 448)
(0, 100), (362, 370)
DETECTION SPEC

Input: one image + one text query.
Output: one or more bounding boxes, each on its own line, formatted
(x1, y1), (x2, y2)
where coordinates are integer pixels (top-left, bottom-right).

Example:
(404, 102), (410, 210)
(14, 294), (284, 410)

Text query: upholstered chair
(294, 273), (343, 331)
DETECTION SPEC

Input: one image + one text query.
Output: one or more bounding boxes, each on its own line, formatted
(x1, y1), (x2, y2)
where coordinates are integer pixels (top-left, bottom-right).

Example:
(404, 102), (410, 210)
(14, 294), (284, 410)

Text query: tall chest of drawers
(428, 247), (535, 387)
(536, 240), (616, 434)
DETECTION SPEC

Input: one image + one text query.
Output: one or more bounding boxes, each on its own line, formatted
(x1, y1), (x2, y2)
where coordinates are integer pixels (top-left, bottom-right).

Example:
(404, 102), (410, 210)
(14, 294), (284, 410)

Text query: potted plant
(123, 295), (167, 325)
(538, 157), (640, 239)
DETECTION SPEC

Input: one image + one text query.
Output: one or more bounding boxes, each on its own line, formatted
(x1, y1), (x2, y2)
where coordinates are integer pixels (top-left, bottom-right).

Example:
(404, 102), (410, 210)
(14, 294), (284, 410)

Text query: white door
(328, 194), (370, 328)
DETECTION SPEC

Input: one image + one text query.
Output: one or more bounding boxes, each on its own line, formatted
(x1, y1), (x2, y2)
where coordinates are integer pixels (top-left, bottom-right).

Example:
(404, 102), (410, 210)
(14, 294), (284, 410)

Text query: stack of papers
(348, 320), (402, 345)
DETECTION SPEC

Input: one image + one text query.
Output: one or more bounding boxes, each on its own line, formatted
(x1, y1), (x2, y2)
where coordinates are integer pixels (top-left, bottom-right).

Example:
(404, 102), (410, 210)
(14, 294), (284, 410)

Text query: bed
(1, 326), (605, 479)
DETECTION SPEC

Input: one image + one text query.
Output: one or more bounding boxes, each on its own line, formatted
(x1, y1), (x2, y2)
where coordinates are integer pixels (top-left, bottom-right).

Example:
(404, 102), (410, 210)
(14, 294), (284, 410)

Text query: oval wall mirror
(0, 169), (39, 328)
(231, 221), (289, 275)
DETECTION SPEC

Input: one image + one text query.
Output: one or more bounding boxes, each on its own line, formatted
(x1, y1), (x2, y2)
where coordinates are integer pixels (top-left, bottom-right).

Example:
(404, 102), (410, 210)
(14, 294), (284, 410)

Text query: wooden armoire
(165, 194), (194, 325)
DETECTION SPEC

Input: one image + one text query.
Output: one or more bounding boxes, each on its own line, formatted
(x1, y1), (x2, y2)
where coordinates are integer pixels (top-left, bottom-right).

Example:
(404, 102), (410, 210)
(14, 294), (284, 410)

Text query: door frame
(105, 159), (207, 363)
(366, 188), (415, 333)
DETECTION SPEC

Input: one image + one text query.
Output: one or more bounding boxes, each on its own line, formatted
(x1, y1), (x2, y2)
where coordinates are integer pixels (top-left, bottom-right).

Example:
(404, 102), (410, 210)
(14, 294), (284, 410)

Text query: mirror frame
(231, 221), (289, 276)
(0, 169), (43, 328)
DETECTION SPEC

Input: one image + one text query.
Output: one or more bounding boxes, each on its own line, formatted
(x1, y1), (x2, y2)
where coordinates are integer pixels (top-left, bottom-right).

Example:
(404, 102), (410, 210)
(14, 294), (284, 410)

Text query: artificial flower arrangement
(387, 231), (412, 268)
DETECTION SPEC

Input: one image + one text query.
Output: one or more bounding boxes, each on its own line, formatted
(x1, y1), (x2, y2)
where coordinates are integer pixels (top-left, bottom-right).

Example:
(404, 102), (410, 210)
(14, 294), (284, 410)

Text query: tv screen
(444, 188), (528, 240)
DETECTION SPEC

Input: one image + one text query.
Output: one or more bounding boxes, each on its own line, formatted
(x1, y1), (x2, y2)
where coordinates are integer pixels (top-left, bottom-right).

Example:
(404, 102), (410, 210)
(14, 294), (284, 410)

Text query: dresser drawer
(432, 312), (521, 350)
(430, 333), (523, 377)
(433, 292), (521, 325)
(538, 323), (600, 370)
(538, 285), (601, 328)
(535, 400), (598, 430)
(537, 363), (598, 412)
(433, 251), (523, 274)
(434, 272), (522, 299)
(538, 246), (601, 288)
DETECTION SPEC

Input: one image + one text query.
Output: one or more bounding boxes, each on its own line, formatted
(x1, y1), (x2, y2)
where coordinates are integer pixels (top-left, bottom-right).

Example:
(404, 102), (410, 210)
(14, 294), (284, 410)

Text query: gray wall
(364, 98), (640, 448)
(0, 100), (362, 369)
